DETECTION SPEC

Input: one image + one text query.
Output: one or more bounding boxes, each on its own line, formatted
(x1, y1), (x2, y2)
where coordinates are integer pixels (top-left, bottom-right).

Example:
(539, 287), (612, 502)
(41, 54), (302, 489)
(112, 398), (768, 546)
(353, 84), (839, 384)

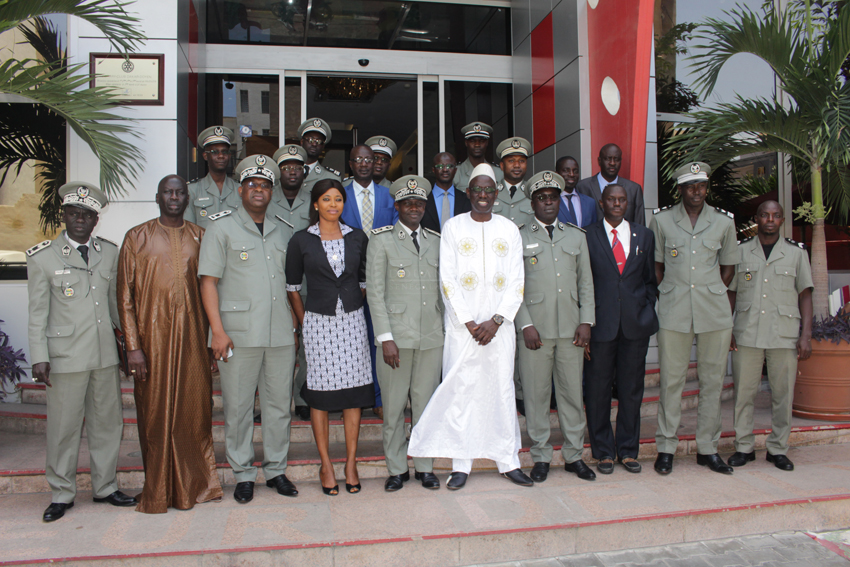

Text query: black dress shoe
(415, 471), (440, 489)
(446, 472), (468, 490)
(767, 453), (794, 471)
(502, 468), (534, 486)
(696, 453), (733, 475)
(266, 474), (298, 497)
(530, 462), (550, 482)
(233, 481), (255, 503)
(515, 398), (526, 416)
(295, 406), (311, 421)
(43, 502), (73, 522)
(597, 457), (614, 475)
(384, 471), (410, 492)
(654, 452), (674, 475)
(564, 460), (596, 481)
(618, 457), (642, 473)
(728, 451), (756, 467)
(93, 490), (137, 507)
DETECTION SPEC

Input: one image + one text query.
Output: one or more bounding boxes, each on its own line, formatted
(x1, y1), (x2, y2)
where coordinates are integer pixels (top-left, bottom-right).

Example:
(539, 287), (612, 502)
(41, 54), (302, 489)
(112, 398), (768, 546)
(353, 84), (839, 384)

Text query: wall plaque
(89, 53), (165, 105)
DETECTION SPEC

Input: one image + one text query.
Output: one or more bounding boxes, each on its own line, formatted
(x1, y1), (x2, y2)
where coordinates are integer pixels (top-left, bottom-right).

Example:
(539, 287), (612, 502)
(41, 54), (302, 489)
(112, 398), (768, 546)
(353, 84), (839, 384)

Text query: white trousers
(452, 455), (520, 474)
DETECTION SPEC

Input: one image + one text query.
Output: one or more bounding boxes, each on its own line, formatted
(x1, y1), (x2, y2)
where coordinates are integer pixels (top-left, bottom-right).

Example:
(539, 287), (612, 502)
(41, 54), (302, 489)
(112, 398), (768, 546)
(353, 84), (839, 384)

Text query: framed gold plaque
(89, 53), (165, 105)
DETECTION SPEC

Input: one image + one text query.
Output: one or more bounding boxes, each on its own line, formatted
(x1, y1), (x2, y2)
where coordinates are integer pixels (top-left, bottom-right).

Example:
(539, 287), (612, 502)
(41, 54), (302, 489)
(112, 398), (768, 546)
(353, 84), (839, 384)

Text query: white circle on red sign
(601, 76), (620, 115)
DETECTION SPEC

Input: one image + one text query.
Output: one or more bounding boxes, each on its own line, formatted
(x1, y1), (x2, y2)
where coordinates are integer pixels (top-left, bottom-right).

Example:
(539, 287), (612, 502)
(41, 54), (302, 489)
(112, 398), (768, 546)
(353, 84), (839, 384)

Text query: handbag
(113, 326), (130, 376)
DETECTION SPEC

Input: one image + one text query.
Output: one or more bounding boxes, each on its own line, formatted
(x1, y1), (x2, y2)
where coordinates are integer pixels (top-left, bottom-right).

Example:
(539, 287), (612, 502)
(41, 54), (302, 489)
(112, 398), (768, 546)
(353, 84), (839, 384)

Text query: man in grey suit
(576, 144), (646, 226)
(367, 175), (443, 492)
(27, 182), (137, 522)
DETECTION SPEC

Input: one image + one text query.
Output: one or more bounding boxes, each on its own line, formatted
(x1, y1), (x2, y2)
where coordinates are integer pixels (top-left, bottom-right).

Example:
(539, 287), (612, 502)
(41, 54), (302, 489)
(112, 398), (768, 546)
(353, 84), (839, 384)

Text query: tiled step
(3, 373), (725, 444)
(17, 364), (697, 409)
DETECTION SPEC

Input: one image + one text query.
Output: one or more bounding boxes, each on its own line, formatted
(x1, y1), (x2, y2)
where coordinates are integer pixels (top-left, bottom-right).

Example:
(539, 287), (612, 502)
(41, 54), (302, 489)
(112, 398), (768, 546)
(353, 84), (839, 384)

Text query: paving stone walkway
(482, 531), (850, 566)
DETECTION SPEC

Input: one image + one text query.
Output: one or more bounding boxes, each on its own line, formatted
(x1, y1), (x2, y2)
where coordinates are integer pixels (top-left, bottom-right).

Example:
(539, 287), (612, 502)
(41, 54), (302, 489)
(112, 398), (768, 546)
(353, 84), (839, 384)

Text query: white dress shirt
(603, 218), (631, 261)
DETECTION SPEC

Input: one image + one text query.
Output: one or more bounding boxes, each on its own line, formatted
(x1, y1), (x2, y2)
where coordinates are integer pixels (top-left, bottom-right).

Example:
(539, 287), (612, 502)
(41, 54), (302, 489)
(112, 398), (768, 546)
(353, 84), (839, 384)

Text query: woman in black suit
(285, 179), (373, 495)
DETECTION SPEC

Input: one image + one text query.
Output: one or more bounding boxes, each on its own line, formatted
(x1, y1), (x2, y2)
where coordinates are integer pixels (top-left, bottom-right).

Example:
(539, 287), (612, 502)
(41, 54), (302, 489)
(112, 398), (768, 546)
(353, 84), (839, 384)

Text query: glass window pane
(205, 74), (279, 162)
(444, 81), (512, 165)
(422, 81), (440, 181)
(284, 77), (302, 142)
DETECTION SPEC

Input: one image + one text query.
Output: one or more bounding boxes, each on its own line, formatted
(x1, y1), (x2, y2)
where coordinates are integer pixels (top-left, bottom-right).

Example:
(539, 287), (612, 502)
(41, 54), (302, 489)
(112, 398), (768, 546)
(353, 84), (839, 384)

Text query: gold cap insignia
(543, 172), (553, 182)
(77, 186), (90, 198)
(379, 138), (388, 147)
(288, 146), (298, 155)
(690, 163), (700, 174)
(256, 155), (266, 166)
(473, 124), (482, 132)
(214, 126), (223, 136)
(407, 178), (417, 190)
(313, 119), (322, 127)
(511, 139), (521, 149)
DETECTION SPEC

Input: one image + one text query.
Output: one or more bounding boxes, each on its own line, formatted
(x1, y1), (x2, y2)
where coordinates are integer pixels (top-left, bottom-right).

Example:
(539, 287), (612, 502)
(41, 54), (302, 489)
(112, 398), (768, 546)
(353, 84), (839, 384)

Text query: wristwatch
(492, 314), (504, 326)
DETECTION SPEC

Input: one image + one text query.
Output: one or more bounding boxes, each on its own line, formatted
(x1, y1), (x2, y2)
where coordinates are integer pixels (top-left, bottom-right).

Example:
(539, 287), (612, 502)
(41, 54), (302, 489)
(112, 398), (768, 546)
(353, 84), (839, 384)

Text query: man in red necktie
(584, 184), (659, 475)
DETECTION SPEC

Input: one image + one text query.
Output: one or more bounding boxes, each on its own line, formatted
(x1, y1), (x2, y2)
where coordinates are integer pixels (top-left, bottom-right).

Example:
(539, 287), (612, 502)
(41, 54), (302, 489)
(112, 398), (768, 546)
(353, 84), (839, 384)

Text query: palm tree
(663, 1), (850, 319)
(0, 0), (147, 207)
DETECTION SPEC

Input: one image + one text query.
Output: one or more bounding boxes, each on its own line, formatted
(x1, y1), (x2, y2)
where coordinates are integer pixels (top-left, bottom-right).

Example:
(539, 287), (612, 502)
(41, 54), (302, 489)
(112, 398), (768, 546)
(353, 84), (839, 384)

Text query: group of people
(25, 117), (813, 522)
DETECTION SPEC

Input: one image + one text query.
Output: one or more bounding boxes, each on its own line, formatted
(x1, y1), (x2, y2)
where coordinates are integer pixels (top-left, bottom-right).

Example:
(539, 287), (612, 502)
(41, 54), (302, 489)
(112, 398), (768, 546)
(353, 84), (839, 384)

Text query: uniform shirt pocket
(560, 245), (580, 271)
(774, 265), (797, 291)
(664, 242), (685, 264)
(523, 247), (545, 272)
(736, 263), (760, 289)
(777, 304), (801, 337)
(46, 324), (75, 358)
(230, 241), (257, 266)
(51, 273), (81, 300)
(220, 300), (251, 332)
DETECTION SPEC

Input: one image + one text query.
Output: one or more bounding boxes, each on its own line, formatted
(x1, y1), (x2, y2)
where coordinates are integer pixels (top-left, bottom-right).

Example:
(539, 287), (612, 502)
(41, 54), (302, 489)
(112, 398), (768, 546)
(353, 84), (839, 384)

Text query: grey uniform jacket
(493, 181), (534, 227)
(26, 233), (120, 373)
(302, 163), (341, 194)
(366, 223), (444, 350)
(267, 185), (313, 234)
(198, 206), (295, 348)
(650, 202), (739, 334)
(730, 237), (814, 349)
(515, 220), (595, 339)
(185, 174), (241, 229)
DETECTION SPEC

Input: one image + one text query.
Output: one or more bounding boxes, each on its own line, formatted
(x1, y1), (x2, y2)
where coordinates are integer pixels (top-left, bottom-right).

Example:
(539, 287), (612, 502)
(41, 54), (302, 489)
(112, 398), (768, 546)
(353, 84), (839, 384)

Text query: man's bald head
(156, 174), (189, 220)
(158, 174), (187, 193)
(756, 199), (783, 217)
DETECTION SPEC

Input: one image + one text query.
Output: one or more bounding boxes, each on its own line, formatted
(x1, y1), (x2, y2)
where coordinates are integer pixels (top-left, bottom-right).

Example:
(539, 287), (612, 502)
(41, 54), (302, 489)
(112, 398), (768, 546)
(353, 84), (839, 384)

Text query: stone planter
(793, 339), (850, 421)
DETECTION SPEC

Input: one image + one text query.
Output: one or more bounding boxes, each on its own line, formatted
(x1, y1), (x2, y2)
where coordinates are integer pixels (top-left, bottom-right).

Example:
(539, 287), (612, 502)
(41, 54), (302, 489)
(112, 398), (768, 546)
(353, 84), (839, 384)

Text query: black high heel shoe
(322, 484), (339, 496)
(345, 482), (361, 493)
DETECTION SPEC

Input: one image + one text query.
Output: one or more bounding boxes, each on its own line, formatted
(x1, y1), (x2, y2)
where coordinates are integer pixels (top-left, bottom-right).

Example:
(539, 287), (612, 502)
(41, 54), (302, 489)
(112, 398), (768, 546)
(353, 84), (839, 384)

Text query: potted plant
(793, 311), (850, 420)
(0, 319), (27, 401)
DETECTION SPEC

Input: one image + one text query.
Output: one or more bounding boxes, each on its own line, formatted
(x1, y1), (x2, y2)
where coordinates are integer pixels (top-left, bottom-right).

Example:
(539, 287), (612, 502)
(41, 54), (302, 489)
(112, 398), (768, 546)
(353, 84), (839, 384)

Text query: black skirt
(301, 382), (375, 412)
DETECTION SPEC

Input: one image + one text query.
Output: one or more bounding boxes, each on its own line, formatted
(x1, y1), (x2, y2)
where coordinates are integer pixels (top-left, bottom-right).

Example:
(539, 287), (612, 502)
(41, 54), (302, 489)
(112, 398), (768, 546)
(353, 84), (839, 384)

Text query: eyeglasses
(280, 165), (303, 172)
(351, 157), (374, 164)
(374, 155), (390, 163)
(468, 186), (497, 194)
(205, 149), (229, 156)
(244, 180), (272, 190)
(533, 193), (559, 202)
(434, 164), (456, 171)
(302, 136), (324, 144)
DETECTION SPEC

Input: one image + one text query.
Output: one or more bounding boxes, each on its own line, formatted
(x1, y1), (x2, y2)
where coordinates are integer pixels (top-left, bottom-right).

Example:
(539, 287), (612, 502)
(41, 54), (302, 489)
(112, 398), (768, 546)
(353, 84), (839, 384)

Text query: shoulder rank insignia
(786, 238), (806, 249)
(564, 221), (586, 233)
(370, 225), (393, 235)
(208, 210), (233, 221)
(652, 205), (671, 215)
(96, 236), (118, 247)
(739, 236), (754, 244)
(25, 240), (51, 257)
(517, 223), (526, 230)
(187, 178), (200, 185)
(715, 207), (734, 219)
(274, 215), (294, 229)
(424, 227), (440, 238)
(326, 166), (341, 176)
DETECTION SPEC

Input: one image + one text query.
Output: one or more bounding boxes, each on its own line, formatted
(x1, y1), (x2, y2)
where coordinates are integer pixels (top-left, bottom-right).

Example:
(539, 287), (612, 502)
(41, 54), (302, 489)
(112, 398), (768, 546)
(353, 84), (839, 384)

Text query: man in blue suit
(584, 184), (658, 475)
(556, 156), (597, 228)
(342, 145), (397, 418)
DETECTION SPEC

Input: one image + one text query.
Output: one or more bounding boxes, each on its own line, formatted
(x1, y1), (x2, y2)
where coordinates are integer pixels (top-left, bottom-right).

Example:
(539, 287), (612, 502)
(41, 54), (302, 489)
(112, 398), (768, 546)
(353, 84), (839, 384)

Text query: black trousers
(584, 325), (650, 459)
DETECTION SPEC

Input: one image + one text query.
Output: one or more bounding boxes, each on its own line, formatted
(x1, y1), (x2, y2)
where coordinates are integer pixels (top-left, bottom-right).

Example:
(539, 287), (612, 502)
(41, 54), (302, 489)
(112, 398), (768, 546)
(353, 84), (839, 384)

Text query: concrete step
(2, 442), (850, 566)
(1, 391), (848, 495)
(17, 364), (695, 409)
(3, 372), (726, 444)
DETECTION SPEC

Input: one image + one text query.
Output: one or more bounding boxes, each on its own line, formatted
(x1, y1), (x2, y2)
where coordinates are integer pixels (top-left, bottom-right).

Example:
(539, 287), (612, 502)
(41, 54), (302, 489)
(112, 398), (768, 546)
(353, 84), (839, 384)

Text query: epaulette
(187, 178), (200, 185)
(326, 166), (341, 176)
(652, 205), (672, 215)
(371, 225), (393, 235)
(208, 210), (232, 221)
(96, 236), (118, 247)
(25, 240), (51, 257)
(517, 223), (525, 230)
(424, 227), (441, 238)
(715, 207), (734, 219)
(564, 221), (586, 233)
(738, 236), (754, 245)
(786, 238), (806, 249)
(274, 215), (294, 229)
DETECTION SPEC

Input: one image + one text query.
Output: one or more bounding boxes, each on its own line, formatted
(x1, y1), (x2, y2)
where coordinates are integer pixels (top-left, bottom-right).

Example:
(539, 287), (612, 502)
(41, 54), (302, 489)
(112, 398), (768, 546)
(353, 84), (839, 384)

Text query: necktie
(509, 185), (516, 199)
(440, 191), (451, 229)
(361, 190), (373, 230)
(611, 228), (626, 274)
(411, 230), (420, 252)
(545, 225), (554, 240)
(78, 244), (89, 266)
(564, 193), (576, 224)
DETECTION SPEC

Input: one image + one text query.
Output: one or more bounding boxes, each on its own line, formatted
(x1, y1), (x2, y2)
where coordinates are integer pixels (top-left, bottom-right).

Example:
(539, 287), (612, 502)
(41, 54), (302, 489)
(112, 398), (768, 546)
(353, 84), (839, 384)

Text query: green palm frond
(0, 0), (143, 53)
(0, 57), (144, 198)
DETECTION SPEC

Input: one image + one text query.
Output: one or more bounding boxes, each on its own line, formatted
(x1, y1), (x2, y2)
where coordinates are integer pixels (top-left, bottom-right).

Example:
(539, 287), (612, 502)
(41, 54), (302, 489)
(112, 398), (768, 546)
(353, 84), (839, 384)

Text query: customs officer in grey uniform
(453, 121), (504, 192)
(27, 183), (136, 522)
(650, 162), (739, 475)
(367, 175), (444, 492)
(515, 171), (596, 482)
(185, 126), (240, 228)
(365, 135), (397, 188)
(727, 200), (813, 471)
(199, 155), (299, 504)
(299, 118), (342, 194)
(269, 144), (313, 420)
